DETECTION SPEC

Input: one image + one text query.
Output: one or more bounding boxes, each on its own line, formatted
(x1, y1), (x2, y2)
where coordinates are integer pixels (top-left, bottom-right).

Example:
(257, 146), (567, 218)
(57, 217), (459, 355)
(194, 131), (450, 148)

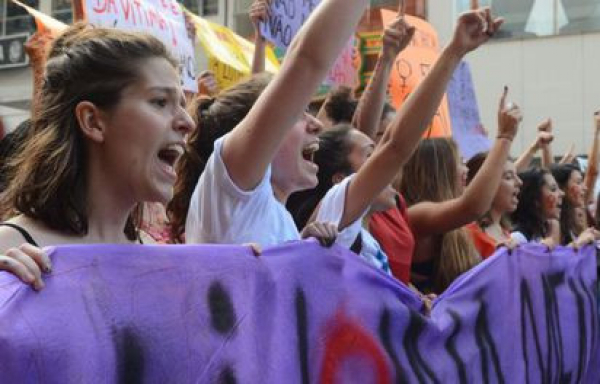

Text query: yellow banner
(187, 11), (279, 90)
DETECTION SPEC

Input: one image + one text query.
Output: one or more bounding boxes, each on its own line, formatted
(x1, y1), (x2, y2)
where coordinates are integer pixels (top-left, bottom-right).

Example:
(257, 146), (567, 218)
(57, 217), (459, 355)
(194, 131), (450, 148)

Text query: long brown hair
(167, 73), (273, 242)
(401, 138), (480, 292)
(0, 23), (177, 240)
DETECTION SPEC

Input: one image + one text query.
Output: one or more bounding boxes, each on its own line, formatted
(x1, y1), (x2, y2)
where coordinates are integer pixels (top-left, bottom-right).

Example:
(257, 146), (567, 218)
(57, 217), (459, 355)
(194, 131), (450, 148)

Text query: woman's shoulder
(0, 215), (40, 252)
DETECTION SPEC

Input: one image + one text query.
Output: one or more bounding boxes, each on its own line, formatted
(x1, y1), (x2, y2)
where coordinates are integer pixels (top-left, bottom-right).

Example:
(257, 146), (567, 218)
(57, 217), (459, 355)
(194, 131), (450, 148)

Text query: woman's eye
(152, 98), (168, 107)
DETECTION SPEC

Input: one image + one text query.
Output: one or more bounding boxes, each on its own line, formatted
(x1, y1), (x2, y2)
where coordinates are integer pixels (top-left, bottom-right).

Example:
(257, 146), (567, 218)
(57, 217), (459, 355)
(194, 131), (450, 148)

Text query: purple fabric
(447, 60), (491, 160)
(0, 242), (597, 383)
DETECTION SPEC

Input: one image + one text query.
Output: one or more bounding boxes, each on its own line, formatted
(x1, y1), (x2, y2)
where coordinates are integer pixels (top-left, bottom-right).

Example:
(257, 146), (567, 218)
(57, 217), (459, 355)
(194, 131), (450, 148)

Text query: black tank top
(0, 223), (144, 246)
(0, 223), (39, 247)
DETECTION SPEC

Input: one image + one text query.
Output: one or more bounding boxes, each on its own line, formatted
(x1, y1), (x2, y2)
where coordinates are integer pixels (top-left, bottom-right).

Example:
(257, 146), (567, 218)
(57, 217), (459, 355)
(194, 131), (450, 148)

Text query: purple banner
(447, 60), (491, 160)
(0, 242), (597, 383)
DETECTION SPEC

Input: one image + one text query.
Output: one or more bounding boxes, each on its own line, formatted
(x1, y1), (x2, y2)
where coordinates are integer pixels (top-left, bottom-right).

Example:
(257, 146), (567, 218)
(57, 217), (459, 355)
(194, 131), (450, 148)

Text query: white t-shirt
(510, 231), (529, 245)
(316, 175), (391, 275)
(185, 135), (300, 246)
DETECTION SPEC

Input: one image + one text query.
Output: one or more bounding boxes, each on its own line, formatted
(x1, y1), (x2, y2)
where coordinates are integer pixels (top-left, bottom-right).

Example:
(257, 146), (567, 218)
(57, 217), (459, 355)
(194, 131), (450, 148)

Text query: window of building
(456, 0), (600, 39)
(1, 0), (37, 36)
(0, 0), (4, 35)
(201, 0), (218, 16)
(180, 0), (199, 15)
(52, 0), (72, 24)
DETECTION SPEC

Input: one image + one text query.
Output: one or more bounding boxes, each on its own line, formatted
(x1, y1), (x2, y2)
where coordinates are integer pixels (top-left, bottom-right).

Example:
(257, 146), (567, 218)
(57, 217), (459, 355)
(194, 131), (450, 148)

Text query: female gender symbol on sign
(395, 59), (412, 94)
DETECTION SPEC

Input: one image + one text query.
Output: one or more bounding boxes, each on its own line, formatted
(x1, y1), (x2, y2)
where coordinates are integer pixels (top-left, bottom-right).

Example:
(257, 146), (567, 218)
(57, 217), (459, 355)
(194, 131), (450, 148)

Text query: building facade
(429, 0), (600, 157)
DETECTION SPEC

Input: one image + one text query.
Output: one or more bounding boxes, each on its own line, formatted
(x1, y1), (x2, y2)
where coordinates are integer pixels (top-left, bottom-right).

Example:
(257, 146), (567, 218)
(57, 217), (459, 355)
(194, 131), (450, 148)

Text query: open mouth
(302, 142), (319, 163)
(157, 144), (184, 169)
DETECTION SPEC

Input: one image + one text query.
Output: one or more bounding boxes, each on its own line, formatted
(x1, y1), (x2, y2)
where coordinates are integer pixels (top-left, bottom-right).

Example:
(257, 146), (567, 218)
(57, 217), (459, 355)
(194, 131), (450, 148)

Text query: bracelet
(496, 135), (513, 142)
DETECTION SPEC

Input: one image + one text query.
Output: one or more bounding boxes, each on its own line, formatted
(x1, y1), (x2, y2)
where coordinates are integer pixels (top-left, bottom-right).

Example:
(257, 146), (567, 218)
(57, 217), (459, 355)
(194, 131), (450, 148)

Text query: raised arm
(584, 111), (600, 203)
(338, 8), (504, 229)
(250, 0), (269, 74)
(196, 70), (219, 97)
(223, 0), (369, 191)
(352, 12), (415, 139)
(514, 128), (553, 173)
(408, 88), (521, 236)
(538, 118), (554, 168)
(558, 143), (576, 165)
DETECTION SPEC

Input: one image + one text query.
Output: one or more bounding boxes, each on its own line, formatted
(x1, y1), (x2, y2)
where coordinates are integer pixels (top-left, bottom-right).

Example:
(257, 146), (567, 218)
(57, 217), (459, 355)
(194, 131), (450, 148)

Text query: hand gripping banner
(0, 242), (597, 383)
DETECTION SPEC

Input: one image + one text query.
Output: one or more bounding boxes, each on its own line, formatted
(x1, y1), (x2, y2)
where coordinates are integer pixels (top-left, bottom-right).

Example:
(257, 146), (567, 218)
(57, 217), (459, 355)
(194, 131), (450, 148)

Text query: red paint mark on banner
(319, 311), (391, 384)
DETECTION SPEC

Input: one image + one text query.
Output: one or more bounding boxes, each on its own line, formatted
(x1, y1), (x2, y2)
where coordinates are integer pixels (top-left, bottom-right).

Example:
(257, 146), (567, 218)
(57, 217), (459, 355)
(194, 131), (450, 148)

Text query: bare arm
(537, 118), (554, 168)
(250, 0), (269, 74)
(196, 70), (219, 97)
(223, 0), (369, 191)
(514, 130), (553, 173)
(584, 111), (600, 204)
(338, 8), (505, 229)
(407, 88), (521, 236)
(352, 13), (415, 139)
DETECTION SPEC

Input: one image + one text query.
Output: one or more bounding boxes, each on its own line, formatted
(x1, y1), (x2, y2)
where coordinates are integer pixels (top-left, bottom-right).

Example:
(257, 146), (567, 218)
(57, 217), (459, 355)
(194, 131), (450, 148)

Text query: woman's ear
(75, 101), (107, 143)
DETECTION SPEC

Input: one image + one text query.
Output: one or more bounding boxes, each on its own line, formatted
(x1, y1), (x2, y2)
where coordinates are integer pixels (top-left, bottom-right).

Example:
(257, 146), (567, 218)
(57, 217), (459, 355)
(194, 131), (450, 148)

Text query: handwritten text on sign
(260, 0), (321, 49)
(0, 242), (597, 382)
(85, 0), (197, 92)
(324, 36), (359, 88)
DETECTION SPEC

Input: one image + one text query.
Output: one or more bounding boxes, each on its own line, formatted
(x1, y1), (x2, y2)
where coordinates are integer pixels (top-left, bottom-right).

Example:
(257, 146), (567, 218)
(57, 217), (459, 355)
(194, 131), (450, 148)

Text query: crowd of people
(0, 0), (598, 302)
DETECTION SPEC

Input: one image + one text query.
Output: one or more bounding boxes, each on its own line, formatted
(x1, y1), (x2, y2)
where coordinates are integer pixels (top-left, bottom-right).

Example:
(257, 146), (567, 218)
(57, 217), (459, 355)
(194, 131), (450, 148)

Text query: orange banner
(381, 10), (451, 137)
(10, 0), (68, 113)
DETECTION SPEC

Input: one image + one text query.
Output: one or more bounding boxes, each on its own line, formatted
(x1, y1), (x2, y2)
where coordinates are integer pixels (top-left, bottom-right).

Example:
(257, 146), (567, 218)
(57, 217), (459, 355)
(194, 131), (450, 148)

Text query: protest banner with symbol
(0, 242), (597, 382)
(381, 9), (452, 137)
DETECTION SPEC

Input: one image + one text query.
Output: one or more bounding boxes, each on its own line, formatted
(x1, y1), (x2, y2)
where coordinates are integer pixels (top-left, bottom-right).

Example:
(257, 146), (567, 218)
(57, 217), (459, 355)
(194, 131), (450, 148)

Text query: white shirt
(185, 135), (300, 246)
(316, 175), (391, 275)
(510, 231), (528, 245)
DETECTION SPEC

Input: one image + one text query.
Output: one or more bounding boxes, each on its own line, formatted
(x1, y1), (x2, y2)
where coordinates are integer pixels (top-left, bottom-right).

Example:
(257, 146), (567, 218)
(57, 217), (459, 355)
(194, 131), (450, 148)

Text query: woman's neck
(85, 163), (137, 244)
(484, 208), (508, 242)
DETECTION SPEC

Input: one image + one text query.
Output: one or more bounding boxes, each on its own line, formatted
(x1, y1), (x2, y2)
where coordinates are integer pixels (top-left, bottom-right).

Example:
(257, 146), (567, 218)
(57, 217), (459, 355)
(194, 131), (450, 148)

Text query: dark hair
(596, 190), (600, 230)
(167, 73), (273, 242)
(381, 101), (396, 120)
(324, 86), (357, 125)
(511, 167), (551, 240)
(0, 23), (176, 240)
(0, 120), (31, 194)
(287, 124), (355, 230)
(466, 151), (512, 231)
(550, 163), (582, 244)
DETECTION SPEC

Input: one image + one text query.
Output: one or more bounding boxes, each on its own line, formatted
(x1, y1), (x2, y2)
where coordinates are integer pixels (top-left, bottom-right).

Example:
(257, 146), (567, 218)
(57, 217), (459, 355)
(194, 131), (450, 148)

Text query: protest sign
(447, 60), (491, 159)
(189, 12), (279, 91)
(83, 0), (197, 92)
(323, 36), (360, 89)
(10, 0), (67, 112)
(260, 0), (321, 49)
(0, 242), (597, 382)
(382, 10), (452, 137)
